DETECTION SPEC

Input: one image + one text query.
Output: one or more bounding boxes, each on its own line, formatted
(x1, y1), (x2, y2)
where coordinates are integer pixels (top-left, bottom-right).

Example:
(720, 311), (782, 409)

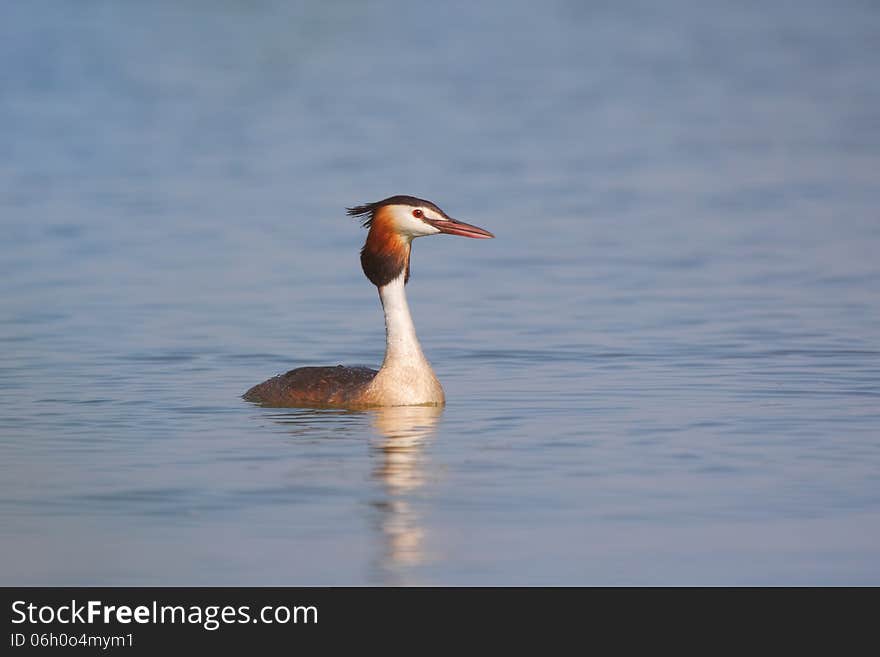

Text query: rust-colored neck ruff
(360, 208), (411, 287)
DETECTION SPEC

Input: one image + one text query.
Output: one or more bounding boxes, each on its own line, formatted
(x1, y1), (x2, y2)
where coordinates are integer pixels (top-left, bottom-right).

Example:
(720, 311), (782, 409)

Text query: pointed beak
(424, 217), (495, 239)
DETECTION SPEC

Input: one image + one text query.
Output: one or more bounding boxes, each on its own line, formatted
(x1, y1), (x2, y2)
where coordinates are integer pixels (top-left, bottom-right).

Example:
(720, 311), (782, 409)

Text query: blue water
(2, 0), (879, 584)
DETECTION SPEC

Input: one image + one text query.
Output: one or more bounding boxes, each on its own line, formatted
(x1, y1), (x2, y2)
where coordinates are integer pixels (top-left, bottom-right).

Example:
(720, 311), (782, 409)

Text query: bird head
(348, 195), (494, 287)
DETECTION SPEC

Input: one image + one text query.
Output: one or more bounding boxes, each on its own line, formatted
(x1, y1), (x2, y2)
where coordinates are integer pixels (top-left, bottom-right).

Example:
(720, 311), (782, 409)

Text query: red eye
(412, 209), (424, 218)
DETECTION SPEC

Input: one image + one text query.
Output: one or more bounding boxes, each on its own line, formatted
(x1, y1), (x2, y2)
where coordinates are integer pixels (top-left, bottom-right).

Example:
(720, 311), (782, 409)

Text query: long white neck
(377, 273), (429, 370)
(362, 273), (444, 406)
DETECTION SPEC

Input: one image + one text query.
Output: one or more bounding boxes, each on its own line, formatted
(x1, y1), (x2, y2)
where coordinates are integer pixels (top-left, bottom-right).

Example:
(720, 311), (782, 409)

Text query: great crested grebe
(243, 195), (494, 407)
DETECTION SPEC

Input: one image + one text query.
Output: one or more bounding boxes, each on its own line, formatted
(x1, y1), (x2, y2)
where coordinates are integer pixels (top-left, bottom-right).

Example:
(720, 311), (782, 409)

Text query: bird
(243, 195), (494, 407)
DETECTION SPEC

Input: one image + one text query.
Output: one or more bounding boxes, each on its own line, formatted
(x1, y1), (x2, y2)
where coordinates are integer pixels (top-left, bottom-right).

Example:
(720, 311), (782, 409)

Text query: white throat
(366, 272), (444, 405)
(378, 273), (428, 368)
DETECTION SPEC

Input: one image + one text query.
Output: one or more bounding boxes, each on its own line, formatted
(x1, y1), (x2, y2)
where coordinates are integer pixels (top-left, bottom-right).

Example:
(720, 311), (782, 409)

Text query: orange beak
(424, 217), (495, 239)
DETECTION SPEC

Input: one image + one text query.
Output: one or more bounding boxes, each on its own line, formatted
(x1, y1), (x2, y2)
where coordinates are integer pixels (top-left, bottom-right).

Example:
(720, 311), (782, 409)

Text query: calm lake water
(2, 0), (879, 585)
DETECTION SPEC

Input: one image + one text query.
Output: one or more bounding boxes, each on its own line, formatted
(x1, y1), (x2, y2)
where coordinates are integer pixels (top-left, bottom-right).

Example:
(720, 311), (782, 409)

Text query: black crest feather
(346, 195), (446, 228)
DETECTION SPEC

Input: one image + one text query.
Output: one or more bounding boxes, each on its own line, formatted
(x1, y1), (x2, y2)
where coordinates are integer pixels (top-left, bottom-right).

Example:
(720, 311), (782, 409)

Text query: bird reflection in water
(368, 404), (442, 582)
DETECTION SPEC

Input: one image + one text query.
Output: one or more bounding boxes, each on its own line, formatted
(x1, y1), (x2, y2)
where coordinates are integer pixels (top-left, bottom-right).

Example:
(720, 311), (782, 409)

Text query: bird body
(243, 196), (493, 408)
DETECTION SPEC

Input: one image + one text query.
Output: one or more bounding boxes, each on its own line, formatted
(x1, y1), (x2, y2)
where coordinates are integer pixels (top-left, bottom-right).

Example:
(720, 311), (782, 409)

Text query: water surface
(1, 0), (879, 584)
